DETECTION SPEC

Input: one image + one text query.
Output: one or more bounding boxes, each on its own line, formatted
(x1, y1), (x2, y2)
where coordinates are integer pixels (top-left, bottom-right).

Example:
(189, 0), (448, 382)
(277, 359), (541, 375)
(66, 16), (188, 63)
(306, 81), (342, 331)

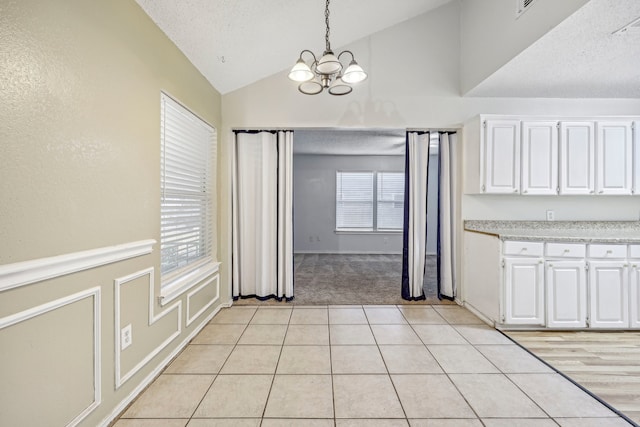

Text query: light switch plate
(546, 210), (555, 221)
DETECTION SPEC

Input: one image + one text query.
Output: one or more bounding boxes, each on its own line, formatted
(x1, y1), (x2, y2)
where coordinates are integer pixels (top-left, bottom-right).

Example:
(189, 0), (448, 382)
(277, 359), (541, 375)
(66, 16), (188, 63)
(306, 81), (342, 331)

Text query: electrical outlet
(121, 324), (132, 350)
(546, 210), (555, 221)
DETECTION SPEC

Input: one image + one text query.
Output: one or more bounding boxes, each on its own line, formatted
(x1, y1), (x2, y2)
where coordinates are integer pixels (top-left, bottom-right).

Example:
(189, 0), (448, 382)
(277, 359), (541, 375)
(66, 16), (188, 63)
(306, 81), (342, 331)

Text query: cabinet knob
(514, 189), (518, 193)
(598, 190), (604, 194)
(606, 250), (613, 254)
(590, 190), (595, 194)
(523, 190), (528, 194)
(563, 249), (570, 253)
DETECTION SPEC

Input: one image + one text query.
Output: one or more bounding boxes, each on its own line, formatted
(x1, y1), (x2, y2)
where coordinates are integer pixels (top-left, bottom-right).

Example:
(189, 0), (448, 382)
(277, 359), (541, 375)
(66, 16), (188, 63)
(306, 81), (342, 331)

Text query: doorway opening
(292, 129), (440, 305)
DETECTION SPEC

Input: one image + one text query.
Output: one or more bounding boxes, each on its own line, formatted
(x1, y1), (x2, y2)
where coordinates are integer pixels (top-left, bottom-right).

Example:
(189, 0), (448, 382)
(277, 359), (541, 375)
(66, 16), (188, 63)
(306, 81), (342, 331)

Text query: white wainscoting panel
(0, 287), (101, 427)
(186, 274), (220, 327)
(114, 267), (181, 389)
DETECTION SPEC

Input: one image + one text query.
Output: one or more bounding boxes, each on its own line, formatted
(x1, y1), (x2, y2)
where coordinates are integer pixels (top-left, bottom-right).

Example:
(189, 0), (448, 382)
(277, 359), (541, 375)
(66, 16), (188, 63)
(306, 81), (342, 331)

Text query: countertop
(464, 220), (640, 243)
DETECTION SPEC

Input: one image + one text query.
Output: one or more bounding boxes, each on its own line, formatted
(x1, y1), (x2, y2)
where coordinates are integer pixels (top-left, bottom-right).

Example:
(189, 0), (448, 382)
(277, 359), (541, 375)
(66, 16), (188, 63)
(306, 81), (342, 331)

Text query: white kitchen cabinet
(504, 258), (545, 325)
(596, 121), (633, 195)
(630, 247), (640, 328)
(559, 122), (595, 195)
(633, 121), (640, 195)
(483, 120), (521, 194)
(546, 260), (587, 328)
(521, 121), (558, 195)
(588, 261), (629, 328)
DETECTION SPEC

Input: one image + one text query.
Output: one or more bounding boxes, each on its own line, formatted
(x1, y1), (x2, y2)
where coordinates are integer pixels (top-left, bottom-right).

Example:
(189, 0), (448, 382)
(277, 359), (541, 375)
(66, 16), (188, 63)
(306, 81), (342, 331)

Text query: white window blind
(160, 93), (215, 277)
(377, 172), (405, 230)
(336, 172), (374, 230)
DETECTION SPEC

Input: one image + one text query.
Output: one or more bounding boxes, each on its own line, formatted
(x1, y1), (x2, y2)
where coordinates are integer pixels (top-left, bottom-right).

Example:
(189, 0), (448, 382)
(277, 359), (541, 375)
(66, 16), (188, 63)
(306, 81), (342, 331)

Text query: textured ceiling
(135, 0), (452, 94)
(467, 0), (640, 98)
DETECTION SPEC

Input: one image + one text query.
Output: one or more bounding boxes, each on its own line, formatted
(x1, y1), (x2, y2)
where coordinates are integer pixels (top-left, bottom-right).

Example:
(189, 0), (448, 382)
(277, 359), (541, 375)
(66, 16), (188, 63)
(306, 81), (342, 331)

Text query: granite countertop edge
(464, 220), (640, 244)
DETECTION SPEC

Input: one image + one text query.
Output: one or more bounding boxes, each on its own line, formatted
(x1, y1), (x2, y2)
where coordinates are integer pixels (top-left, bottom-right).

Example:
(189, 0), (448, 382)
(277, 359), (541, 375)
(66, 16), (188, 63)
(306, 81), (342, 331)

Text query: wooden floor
(507, 330), (640, 425)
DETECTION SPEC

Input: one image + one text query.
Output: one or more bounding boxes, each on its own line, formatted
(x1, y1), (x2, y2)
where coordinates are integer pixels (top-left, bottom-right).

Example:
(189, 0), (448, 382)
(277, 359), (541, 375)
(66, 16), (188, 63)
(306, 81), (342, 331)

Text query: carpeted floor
(235, 253), (446, 305)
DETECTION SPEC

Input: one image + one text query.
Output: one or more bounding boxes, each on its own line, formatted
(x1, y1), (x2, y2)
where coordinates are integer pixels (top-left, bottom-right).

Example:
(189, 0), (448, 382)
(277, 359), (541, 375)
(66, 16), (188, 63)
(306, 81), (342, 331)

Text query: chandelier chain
(325, 0), (331, 51)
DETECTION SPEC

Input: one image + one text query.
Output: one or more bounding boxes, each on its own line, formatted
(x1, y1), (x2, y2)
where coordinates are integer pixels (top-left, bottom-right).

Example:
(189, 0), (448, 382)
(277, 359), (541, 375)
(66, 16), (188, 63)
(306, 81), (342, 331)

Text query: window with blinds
(160, 93), (215, 278)
(336, 171), (405, 232)
(377, 172), (405, 230)
(336, 172), (374, 230)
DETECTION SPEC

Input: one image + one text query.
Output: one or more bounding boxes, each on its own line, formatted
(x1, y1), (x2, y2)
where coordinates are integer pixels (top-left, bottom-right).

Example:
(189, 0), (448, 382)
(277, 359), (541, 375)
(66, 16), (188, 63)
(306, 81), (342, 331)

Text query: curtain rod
(233, 129), (294, 134)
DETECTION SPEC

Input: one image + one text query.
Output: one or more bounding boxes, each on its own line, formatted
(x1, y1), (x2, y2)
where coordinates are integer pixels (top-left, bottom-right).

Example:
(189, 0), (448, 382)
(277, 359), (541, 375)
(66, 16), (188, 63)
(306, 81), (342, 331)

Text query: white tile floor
(114, 305), (632, 427)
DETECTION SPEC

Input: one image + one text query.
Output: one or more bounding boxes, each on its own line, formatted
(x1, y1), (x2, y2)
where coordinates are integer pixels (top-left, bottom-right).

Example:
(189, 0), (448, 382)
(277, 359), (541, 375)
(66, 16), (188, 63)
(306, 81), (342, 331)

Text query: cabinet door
(483, 120), (520, 194)
(521, 121), (558, 195)
(633, 121), (640, 195)
(559, 122), (595, 195)
(588, 261), (629, 328)
(631, 263), (640, 328)
(546, 260), (587, 328)
(596, 122), (633, 195)
(504, 258), (544, 325)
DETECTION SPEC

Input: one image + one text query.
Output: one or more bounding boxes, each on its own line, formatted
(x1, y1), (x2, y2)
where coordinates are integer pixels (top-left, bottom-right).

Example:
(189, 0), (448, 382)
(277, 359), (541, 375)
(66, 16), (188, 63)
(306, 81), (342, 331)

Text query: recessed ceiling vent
(516, 0), (537, 18)
(612, 16), (640, 35)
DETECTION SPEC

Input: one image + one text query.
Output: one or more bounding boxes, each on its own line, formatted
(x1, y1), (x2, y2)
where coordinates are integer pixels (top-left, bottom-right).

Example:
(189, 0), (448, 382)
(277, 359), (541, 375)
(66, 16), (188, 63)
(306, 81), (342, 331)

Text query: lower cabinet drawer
(546, 243), (586, 258)
(589, 244), (627, 259)
(503, 241), (544, 257)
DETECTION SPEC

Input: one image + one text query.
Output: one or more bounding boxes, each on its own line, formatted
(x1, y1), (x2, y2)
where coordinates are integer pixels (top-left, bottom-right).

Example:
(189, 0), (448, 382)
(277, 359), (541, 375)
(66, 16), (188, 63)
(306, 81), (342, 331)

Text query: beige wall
(0, 1), (226, 425)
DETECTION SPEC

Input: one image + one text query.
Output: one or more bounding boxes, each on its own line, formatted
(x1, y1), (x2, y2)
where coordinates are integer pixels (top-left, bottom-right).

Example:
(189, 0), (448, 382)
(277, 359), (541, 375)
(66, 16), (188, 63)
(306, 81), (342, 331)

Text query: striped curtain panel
(232, 130), (294, 301)
(401, 132), (430, 300)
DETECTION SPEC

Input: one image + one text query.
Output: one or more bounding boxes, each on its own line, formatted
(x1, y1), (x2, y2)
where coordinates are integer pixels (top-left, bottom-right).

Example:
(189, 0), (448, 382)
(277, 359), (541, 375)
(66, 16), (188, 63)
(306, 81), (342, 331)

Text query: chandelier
(288, 0), (368, 95)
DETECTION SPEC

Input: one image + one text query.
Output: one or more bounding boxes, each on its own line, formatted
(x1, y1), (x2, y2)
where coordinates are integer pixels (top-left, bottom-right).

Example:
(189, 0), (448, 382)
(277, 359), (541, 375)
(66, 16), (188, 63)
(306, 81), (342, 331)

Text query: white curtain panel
(277, 131), (294, 299)
(406, 132), (430, 299)
(439, 132), (457, 299)
(232, 131), (294, 300)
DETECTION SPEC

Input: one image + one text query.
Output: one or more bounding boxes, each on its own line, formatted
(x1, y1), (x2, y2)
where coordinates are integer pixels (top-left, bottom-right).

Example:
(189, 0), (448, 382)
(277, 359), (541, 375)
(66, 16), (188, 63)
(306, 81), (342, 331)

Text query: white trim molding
(0, 287), (102, 427)
(160, 261), (220, 306)
(114, 267), (181, 389)
(0, 239), (156, 292)
(186, 274), (220, 327)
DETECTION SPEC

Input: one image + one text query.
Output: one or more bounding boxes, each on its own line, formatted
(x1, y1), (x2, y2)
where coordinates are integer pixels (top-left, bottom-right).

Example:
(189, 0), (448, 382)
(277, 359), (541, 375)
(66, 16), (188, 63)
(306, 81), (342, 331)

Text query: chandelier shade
(288, 58), (314, 82)
(341, 60), (368, 84)
(288, 0), (367, 95)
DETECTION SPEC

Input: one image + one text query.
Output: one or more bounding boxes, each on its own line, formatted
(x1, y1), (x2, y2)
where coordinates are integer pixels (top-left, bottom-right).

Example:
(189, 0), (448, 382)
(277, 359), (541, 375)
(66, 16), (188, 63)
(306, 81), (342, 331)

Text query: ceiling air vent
(516, 0), (537, 18)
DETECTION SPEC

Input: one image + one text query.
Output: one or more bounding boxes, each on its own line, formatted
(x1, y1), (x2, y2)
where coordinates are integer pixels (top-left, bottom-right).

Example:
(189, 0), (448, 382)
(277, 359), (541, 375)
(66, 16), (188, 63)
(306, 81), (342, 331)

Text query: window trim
(335, 170), (404, 234)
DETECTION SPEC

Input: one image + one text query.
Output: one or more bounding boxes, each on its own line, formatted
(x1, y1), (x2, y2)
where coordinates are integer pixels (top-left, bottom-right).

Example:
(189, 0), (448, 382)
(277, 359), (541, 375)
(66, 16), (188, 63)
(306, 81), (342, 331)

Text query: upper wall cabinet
(595, 121), (633, 195)
(522, 121), (558, 195)
(483, 120), (521, 194)
(559, 121), (595, 195)
(465, 115), (639, 196)
(634, 121), (640, 195)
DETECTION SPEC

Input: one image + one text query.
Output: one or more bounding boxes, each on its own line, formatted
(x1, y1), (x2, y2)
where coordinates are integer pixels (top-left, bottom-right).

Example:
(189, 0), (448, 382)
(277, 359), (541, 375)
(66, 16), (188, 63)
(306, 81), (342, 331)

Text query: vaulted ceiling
(136, 0), (640, 98)
(135, 0), (452, 94)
